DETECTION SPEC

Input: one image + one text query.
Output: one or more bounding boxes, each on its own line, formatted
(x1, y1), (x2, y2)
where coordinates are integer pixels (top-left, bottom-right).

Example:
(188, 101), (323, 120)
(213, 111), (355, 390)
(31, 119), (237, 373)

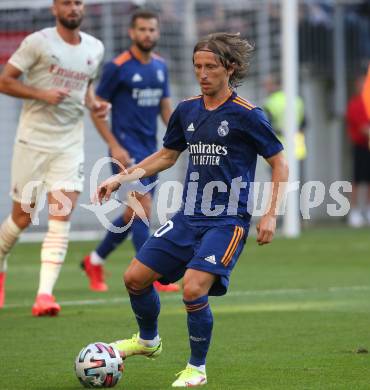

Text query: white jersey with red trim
(9, 27), (104, 152)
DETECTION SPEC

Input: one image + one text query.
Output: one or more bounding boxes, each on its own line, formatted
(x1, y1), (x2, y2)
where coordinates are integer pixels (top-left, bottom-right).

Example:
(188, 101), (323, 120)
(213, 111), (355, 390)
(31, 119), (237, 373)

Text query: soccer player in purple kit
(96, 33), (289, 387)
(82, 9), (179, 293)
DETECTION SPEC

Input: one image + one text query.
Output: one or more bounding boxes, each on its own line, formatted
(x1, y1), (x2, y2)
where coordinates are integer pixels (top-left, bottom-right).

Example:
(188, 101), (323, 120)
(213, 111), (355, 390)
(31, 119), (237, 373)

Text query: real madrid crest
(157, 69), (165, 83)
(217, 120), (229, 137)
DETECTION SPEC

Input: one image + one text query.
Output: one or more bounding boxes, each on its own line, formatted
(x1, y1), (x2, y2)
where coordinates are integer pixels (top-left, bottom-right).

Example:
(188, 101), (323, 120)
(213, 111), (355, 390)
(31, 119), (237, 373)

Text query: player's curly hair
(193, 32), (254, 88)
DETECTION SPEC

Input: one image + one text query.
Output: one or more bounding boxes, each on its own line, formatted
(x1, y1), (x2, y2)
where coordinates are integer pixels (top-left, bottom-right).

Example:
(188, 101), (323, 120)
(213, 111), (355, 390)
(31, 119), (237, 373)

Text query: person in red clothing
(346, 74), (370, 227)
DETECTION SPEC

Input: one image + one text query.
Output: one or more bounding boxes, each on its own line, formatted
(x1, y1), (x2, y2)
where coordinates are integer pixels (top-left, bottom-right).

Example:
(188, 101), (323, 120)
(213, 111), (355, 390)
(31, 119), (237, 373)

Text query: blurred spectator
(263, 75), (307, 163)
(153, 0), (182, 76)
(346, 74), (370, 227)
(196, 2), (226, 37)
(346, 1), (370, 64)
(305, 1), (333, 28)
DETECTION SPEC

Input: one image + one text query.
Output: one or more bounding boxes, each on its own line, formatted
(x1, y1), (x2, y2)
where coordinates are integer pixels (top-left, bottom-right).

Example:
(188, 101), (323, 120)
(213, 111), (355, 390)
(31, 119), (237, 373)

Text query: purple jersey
(163, 92), (284, 226)
(96, 50), (170, 162)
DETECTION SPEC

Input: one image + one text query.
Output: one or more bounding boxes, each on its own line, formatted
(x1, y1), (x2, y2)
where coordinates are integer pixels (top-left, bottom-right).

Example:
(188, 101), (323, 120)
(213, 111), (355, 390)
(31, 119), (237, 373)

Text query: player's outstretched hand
(90, 100), (111, 119)
(256, 214), (277, 245)
(40, 88), (70, 105)
(94, 167), (146, 204)
(94, 174), (122, 204)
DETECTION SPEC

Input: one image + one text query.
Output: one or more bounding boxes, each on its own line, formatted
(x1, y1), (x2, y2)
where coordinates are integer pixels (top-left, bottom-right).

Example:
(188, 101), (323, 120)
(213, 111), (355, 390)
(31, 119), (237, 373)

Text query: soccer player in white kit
(0, 0), (108, 315)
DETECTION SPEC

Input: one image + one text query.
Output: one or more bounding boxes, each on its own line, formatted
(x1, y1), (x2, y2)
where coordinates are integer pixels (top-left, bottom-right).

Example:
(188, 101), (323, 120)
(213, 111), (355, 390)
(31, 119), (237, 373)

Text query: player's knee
(11, 211), (32, 230)
(182, 281), (204, 301)
(127, 193), (152, 220)
(123, 208), (133, 224)
(123, 269), (147, 292)
(140, 199), (152, 218)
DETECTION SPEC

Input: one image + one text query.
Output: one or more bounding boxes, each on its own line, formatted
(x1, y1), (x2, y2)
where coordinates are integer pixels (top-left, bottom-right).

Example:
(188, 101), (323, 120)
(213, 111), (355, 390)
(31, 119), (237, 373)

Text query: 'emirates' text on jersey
(96, 50), (170, 161)
(163, 92), (284, 225)
(9, 27), (104, 152)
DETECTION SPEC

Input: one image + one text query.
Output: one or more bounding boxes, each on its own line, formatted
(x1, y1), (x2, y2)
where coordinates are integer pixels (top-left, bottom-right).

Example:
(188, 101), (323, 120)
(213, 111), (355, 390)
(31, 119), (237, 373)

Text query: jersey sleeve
(162, 63), (170, 99)
(243, 107), (284, 158)
(91, 40), (105, 81)
(8, 32), (42, 73)
(163, 104), (187, 151)
(96, 61), (121, 102)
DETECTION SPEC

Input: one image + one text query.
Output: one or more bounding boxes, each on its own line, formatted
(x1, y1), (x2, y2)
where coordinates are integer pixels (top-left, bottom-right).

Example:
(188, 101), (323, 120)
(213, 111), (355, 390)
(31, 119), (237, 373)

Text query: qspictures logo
(20, 157), (352, 232)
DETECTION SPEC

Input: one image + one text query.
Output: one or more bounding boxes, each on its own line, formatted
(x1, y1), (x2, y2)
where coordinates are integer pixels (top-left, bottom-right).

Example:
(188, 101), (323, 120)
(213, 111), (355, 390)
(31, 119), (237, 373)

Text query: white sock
(0, 257), (8, 273)
(37, 220), (70, 296)
(0, 216), (22, 272)
(139, 334), (160, 347)
(187, 363), (206, 374)
(90, 251), (104, 265)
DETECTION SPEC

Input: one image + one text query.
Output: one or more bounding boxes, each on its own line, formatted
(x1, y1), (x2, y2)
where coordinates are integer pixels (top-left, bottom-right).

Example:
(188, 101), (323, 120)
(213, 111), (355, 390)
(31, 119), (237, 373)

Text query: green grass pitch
(1, 227), (370, 389)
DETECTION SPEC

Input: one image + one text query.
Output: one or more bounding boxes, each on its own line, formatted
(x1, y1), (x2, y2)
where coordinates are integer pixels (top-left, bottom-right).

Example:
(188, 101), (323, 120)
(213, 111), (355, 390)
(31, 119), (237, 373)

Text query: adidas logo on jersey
(132, 73), (143, 82)
(187, 123), (195, 132)
(204, 255), (216, 265)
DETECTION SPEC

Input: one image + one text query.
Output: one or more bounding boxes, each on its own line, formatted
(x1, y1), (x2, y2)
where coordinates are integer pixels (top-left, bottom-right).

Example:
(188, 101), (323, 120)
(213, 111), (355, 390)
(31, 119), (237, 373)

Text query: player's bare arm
(0, 63), (70, 104)
(85, 83), (111, 119)
(89, 94), (132, 167)
(256, 151), (289, 245)
(96, 147), (181, 203)
(160, 97), (172, 125)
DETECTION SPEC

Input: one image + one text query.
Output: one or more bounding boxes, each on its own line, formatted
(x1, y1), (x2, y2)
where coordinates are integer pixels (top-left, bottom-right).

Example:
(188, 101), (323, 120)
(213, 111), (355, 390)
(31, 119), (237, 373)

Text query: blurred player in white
(0, 0), (108, 315)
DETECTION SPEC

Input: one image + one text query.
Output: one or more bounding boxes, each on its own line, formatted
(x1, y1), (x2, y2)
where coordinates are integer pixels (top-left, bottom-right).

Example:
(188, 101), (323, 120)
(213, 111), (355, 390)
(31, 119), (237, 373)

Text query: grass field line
(5, 284), (370, 309)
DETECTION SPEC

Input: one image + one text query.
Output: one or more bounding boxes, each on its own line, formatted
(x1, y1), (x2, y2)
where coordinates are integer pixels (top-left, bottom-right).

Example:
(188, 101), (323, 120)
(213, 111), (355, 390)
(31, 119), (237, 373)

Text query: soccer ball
(75, 342), (124, 388)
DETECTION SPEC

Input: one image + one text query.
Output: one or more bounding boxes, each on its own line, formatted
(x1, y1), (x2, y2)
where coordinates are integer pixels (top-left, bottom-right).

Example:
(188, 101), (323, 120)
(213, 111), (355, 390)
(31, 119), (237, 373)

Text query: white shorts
(11, 142), (84, 204)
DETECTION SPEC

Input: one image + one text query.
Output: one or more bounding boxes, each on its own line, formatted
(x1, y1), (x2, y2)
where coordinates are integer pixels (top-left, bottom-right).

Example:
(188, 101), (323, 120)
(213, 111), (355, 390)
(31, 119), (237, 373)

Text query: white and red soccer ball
(75, 342), (124, 388)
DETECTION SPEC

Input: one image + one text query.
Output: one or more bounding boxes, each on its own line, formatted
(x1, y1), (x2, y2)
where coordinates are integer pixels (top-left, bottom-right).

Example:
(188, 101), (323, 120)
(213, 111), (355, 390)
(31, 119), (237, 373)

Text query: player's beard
(202, 89), (216, 96)
(136, 40), (157, 53)
(58, 15), (83, 30)
(200, 84), (216, 96)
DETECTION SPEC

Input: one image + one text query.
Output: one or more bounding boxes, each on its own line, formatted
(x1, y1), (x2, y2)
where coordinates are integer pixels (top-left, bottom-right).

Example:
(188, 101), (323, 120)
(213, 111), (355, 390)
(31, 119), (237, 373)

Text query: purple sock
(96, 215), (130, 259)
(184, 295), (213, 366)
